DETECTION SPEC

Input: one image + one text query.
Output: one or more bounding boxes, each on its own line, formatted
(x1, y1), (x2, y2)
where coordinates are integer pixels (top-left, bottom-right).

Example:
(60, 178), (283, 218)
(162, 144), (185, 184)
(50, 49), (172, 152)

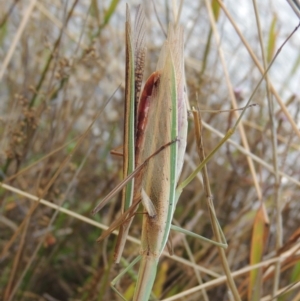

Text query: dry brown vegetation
(0, 1), (300, 300)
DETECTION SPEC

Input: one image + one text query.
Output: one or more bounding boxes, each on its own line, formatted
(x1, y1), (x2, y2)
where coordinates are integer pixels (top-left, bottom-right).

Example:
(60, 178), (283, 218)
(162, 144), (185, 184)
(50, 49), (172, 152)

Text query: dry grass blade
(92, 163), (143, 214)
(0, 0), (37, 81)
(192, 107), (240, 301)
(248, 204), (270, 300)
(96, 198), (141, 243)
(92, 138), (177, 215)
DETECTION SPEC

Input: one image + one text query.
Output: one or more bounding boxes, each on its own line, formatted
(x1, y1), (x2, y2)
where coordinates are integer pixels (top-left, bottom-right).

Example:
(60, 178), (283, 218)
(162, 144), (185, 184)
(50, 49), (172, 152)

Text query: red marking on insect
(135, 71), (161, 164)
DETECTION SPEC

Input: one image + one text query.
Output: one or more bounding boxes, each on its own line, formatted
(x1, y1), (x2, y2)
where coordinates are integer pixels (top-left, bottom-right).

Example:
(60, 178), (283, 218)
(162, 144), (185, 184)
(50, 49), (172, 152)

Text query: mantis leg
(111, 255), (159, 301)
(111, 255), (141, 301)
(171, 221), (227, 249)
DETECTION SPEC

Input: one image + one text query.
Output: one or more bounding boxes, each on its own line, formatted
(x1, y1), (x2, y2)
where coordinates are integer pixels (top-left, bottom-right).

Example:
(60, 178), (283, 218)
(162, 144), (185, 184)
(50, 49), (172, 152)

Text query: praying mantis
(92, 4), (239, 301)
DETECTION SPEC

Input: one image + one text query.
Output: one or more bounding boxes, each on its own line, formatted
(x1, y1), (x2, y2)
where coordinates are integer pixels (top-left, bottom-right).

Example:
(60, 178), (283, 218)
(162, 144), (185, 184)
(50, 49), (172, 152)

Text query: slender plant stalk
(252, 1), (282, 298)
(192, 108), (241, 301)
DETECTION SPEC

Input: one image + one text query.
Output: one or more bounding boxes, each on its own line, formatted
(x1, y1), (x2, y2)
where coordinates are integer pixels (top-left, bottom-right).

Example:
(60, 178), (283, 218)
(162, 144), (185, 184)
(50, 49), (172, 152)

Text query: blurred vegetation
(0, 0), (300, 300)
